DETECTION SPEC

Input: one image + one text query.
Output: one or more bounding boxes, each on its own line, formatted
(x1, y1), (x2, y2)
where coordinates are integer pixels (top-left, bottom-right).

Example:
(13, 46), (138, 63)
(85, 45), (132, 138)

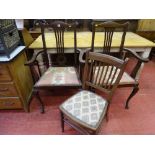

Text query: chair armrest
(123, 48), (149, 79)
(123, 48), (149, 63)
(25, 50), (45, 66)
(76, 48), (91, 64)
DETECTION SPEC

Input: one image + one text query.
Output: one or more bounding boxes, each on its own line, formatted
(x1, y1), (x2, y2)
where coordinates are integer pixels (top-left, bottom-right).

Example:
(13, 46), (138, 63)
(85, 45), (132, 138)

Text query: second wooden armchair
(79, 21), (149, 109)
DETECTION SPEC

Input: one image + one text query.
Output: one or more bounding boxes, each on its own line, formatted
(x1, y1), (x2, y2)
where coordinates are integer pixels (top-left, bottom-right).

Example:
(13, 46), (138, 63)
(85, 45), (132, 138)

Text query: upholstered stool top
(60, 90), (108, 130)
(35, 67), (81, 87)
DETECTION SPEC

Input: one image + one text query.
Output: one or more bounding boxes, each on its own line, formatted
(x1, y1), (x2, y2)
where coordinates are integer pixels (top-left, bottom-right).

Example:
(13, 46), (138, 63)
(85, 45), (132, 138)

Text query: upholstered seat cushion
(35, 67), (81, 87)
(60, 90), (108, 130)
(94, 66), (135, 85)
(119, 71), (135, 85)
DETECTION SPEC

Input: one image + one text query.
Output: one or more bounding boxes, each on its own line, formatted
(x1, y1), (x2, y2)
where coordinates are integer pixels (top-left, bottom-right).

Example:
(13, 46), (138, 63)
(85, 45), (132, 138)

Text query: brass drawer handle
(0, 88), (9, 91)
(3, 102), (15, 106)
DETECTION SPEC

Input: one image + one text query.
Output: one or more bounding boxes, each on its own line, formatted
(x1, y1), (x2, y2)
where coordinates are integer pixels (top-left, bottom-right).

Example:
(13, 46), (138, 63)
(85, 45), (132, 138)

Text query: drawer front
(0, 82), (18, 97)
(0, 64), (12, 81)
(0, 97), (22, 109)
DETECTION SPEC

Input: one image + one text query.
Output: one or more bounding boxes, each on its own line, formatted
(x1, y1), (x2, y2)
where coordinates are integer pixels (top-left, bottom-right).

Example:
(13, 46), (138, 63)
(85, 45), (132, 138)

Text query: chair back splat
(40, 21), (78, 67)
(83, 52), (128, 102)
(91, 21), (129, 59)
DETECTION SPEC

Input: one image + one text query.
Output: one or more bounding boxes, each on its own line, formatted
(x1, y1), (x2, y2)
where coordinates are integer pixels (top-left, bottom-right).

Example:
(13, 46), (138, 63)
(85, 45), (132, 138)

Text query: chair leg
(105, 113), (109, 122)
(125, 84), (139, 109)
(105, 104), (110, 122)
(27, 93), (33, 112)
(60, 112), (64, 132)
(79, 65), (82, 82)
(33, 90), (45, 113)
(90, 131), (96, 135)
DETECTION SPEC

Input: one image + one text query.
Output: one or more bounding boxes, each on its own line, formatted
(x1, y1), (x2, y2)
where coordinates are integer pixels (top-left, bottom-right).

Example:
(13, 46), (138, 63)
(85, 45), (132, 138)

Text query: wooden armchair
(59, 52), (128, 134)
(25, 21), (81, 113)
(79, 21), (149, 109)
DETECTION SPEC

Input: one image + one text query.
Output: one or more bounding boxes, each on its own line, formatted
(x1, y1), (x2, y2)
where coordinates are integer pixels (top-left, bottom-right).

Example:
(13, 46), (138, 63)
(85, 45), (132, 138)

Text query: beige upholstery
(35, 67), (81, 87)
(60, 90), (108, 129)
(119, 72), (136, 85)
(94, 66), (135, 85)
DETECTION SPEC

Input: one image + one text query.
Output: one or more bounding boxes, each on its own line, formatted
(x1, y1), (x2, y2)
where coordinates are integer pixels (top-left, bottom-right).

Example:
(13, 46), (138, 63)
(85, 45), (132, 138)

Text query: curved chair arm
(77, 48), (92, 64)
(25, 50), (45, 66)
(123, 48), (149, 63)
(123, 48), (149, 79)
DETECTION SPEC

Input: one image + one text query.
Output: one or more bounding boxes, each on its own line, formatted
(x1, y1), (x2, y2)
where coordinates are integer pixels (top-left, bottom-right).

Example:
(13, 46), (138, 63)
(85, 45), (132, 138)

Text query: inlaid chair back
(25, 21), (81, 113)
(40, 21), (78, 67)
(83, 52), (128, 102)
(91, 21), (129, 59)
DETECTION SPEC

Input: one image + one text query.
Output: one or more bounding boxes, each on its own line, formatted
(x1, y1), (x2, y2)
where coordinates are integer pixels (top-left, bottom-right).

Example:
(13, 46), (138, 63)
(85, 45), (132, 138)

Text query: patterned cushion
(60, 90), (108, 129)
(35, 67), (81, 87)
(94, 66), (135, 85)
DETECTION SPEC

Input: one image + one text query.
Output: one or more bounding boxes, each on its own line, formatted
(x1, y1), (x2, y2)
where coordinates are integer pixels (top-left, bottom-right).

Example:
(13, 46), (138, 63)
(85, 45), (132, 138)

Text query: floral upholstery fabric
(94, 66), (135, 85)
(60, 90), (108, 129)
(35, 67), (81, 87)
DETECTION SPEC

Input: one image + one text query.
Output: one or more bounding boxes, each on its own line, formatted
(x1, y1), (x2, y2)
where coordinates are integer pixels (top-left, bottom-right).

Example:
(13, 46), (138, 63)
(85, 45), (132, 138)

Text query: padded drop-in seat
(60, 90), (108, 130)
(35, 67), (81, 87)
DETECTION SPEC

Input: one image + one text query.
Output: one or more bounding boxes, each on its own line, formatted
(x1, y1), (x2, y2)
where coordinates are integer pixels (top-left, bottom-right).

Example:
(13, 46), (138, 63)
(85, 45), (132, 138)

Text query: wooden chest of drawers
(0, 48), (33, 111)
(0, 65), (12, 81)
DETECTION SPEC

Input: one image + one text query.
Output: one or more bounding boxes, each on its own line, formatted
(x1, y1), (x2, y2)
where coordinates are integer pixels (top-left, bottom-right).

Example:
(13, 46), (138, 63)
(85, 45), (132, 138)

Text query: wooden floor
(0, 57), (155, 134)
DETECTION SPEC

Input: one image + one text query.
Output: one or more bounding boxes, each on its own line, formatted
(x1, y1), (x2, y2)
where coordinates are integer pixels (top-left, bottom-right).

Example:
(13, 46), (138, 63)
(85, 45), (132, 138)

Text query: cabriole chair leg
(125, 84), (139, 109)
